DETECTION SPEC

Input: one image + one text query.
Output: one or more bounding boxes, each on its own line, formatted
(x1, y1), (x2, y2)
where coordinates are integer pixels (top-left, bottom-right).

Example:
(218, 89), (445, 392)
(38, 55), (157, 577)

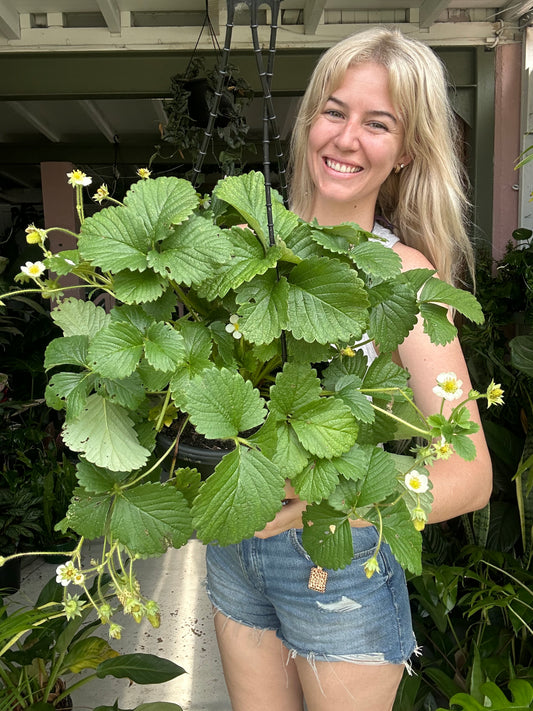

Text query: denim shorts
(205, 526), (417, 666)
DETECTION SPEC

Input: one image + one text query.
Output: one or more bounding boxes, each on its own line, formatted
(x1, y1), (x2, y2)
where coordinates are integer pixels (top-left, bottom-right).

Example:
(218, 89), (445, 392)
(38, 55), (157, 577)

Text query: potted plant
(155, 56), (255, 178)
(0, 167), (500, 626)
(0, 572), (185, 710)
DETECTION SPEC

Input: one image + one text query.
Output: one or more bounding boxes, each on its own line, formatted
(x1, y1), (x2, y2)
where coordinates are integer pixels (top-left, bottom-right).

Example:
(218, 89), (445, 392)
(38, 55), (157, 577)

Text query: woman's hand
(254, 481), (307, 538)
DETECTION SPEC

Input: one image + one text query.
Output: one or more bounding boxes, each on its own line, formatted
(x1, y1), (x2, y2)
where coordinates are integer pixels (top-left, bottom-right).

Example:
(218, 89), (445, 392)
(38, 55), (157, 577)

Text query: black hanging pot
(157, 431), (232, 480)
(0, 556), (21, 595)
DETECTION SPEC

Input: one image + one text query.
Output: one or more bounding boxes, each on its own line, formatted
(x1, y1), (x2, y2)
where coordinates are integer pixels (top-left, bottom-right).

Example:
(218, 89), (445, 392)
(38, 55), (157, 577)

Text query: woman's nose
(334, 121), (361, 150)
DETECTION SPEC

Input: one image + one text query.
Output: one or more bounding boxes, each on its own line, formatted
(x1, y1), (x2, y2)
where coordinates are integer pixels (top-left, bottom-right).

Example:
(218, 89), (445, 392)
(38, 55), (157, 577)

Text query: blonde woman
(206, 27), (492, 711)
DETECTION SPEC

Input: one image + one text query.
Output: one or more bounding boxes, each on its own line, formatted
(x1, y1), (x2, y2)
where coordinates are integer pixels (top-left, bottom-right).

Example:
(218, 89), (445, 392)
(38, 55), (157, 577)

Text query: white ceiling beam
(96, 0), (121, 33)
(0, 0), (19, 39)
(6, 101), (60, 142)
(303, 0), (326, 35)
(419, 0), (451, 28)
(79, 99), (117, 143)
(207, 0), (219, 36)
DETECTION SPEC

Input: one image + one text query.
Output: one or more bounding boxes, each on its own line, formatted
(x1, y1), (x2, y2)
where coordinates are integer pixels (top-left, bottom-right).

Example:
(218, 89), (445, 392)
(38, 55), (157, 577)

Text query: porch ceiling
(0, 0), (529, 205)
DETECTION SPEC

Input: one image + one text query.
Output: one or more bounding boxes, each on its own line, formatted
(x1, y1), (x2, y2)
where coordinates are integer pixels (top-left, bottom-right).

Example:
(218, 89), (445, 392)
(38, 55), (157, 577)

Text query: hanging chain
(191, 0), (288, 216)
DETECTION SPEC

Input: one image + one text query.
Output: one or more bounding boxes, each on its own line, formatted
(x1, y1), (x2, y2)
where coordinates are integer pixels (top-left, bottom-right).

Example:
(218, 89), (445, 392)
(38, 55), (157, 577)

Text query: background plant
(0, 573), (185, 710)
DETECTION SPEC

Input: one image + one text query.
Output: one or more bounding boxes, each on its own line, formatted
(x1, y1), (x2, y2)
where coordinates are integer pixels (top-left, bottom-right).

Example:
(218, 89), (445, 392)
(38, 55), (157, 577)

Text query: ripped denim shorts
(205, 526), (417, 666)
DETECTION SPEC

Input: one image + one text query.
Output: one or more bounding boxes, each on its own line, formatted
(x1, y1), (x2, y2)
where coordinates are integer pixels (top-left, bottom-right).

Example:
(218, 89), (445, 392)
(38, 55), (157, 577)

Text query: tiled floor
(10, 539), (232, 711)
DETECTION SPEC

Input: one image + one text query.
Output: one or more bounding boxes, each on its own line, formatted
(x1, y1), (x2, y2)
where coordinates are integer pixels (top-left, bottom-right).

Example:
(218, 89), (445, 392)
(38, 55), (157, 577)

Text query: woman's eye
(368, 121), (388, 131)
(325, 109), (343, 119)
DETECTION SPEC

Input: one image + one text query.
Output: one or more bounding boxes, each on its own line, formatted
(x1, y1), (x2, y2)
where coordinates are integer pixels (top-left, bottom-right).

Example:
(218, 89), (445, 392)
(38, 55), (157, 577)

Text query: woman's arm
(393, 242), (492, 522)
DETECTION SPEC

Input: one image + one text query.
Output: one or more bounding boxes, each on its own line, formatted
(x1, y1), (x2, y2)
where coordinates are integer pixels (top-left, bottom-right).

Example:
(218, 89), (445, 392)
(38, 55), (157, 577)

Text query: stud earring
(394, 163), (405, 174)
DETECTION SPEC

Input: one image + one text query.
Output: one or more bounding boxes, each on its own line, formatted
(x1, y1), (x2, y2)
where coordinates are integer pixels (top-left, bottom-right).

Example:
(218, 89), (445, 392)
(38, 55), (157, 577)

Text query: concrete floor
(10, 539), (233, 711)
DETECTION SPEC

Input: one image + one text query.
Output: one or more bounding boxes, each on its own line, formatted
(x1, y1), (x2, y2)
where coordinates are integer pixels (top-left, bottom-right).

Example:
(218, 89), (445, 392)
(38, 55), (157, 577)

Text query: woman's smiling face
(307, 62), (410, 228)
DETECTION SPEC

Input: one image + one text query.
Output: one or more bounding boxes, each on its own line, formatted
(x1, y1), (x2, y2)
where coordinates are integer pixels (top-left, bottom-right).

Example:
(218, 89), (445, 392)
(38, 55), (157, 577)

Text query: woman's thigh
(294, 657), (405, 711)
(213, 613), (304, 711)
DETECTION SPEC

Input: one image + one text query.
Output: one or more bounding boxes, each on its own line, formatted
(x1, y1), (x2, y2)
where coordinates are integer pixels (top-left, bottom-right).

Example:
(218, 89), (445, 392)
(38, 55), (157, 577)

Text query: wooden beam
(78, 99), (117, 142)
(96, 0), (121, 34)
(6, 101), (61, 142)
(303, 0), (326, 35)
(419, 0), (450, 28)
(0, 0), (19, 39)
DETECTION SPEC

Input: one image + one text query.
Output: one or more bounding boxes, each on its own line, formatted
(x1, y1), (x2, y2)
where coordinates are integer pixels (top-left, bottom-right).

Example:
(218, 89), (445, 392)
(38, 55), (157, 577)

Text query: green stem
(42, 647), (67, 705)
(371, 403), (431, 437)
(76, 185), (85, 224)
(155, 389), (172, 433)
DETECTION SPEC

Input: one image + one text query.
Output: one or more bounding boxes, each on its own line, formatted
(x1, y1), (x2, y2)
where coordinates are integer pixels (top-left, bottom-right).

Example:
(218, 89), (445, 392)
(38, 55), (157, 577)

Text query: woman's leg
(214, 612), (305, 711)
(294, 658), (405, 711)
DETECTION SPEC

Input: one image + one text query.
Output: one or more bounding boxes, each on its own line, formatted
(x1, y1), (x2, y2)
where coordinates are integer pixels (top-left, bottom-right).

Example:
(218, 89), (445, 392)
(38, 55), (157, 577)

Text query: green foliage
(2, 169), (492, 633)
(0, 575), (184, 710)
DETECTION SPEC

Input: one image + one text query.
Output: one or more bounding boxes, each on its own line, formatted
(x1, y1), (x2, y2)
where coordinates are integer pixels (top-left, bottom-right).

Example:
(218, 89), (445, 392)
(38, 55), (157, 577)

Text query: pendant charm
(308, 566), (328, 593)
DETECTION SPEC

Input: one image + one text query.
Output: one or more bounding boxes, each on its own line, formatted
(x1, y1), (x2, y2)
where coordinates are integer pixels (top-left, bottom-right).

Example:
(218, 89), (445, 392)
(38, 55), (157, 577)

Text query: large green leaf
(78, 205), (151, 272)
(110, 483), (192, 555)
(88, 322), (145, 378)
(113, 268), (167, 304)
(367, 281), (418, 352)
(213, 170), (298, 247)
(95, 372), (147, 410)
(197, 226), (283, 300)
(291, 457), (340, 503)
(268, 363), (323, 420)
(76, 459), (131, 493)
(96, 653), (186, 684)
(185, 368), (267, 439)
(46, 370), (93, 418)
(144, 322), (185, 372)
(333, 375), (375, 423)
(291, 397), (358, 458)
(419, 277), (484, 324)
(44, 334), (89, 369)
(236, 271), (289, 344)
(124, 175), (199, 236)
(193, 445), (286, 544)
(510, 334), (533, 376)
(62, 394), (150, 471)
(284, 221), (330, 260)
(287, 257), (369, 343)
(51, 297), (110, 337)
(149, 214), (231, 287)
(376, 501), (422, 574)
(301, 501), (355, 569)
(420, 302), (458, 345)
(269, 421), (310, 477)
(349, 241), (402, 280)
(268, 363), (357, 458)
(62, 636), (119, 673)
(309, 221), (368, 255)
(362, 352), (410, 393)
(63, 486), (112, 539)
(439, 680), (533, 711)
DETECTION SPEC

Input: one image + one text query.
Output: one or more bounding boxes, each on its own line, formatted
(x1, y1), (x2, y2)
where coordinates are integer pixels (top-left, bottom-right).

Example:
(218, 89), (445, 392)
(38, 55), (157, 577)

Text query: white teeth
(325, 159), (361, 174)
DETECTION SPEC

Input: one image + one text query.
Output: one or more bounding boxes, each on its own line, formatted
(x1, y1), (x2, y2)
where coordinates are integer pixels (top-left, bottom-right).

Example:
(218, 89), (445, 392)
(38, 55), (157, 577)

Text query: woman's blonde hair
(288, 26), (473, 285)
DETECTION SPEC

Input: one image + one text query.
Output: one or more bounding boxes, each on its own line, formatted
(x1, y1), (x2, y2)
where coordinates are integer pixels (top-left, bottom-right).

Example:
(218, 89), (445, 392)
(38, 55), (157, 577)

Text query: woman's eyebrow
(325, 96), (398, 124)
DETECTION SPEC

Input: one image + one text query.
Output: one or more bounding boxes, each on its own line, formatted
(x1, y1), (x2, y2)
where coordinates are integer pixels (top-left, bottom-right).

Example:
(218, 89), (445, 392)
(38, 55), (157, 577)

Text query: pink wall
(492, 43), (522, 263)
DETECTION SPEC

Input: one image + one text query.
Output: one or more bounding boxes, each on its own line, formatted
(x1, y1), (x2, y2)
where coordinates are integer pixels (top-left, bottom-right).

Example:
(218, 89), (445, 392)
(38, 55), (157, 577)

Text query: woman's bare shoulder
(392, 241), (436, 272)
